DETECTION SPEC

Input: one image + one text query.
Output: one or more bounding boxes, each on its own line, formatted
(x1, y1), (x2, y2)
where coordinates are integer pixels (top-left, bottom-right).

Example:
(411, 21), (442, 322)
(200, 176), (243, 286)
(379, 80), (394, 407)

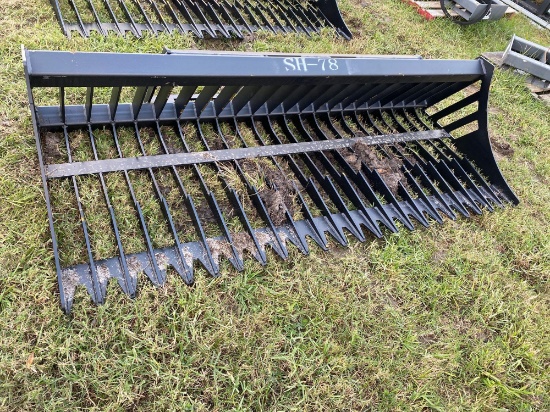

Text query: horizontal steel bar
(45, 130), (449, 178)
(24, 49), (486, 88)
(163, 48), (424, 60)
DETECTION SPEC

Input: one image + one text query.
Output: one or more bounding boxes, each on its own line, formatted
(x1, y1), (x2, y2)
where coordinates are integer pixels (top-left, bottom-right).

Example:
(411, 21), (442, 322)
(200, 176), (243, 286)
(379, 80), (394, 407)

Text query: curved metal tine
(380, 110), (470, 217)
(50, 0), (69, 37)
(333, 111), (356, 136)
(170, 121), (224, 275)
(166, 0), (201, 37)
(223, 0), (254, 34)
(69, 0), (89, 37)
(403, 109), (502, 209)
(388, 108), (443, 162)
(371, 110), (444, 207)
(181, 0), (218, 37)
(243, 0), (276, 33)
(85, 0), (107, 36)
(234, 0), (262, 31)
(195, 0), (231, 37)
(216, 1), (244, 38)
(286, 1), (318, 34)
(194, 117), (288, 260)
(102, 0), (124, 35)
(134, 127), (187, 277)
(402, 168), (444, 224)
(264, 115), (348, 246)
(271, 0), (300, 34)
(421, 167), (460, 219)
(306, 2), (329, 28)
(244, 117), (329, 250)
(413, 107), (436, 130)
(245, 119), (310, 254)
(110, 124), (166, 285)
(297, 114), (382, 238)
(147, 0), (173, 34)
(399, 109), (446, 166)
(338, 111), (431, 227)
(313, 112), (399, 233)
(87, 126), (136, 296)
(340, 111), (416, 230)
(425, 161), (470, 217)
(435, 160), (483, 214)
(257, 1), (288, 33)
(284, 1), (313, 34)
(211, 119), (266, 267)
(308, 113), (390, 235)
(131, 0), (156, 35)
(149, 123), (210, 282)
(281, 115), (365, 242)
(394, 109), (486, 213)
(190, 118), (244, 271)
(349, 110), (372, 136)
(394, 119), (484, 214)
(117, 0), (141, 37)
(223, 160), (290, 259)
(61, 125), (103, 304)
(381, 110), (444, 223)
(228, 119), (279, 261)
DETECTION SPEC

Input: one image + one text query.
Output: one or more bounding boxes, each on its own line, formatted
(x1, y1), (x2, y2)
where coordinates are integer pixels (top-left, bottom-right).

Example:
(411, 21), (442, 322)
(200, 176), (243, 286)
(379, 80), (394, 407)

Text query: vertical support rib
(117, 0), (141, 37)
(132, 123), (194, 282)
(87, 125), (136, 296)
(172, 0), (203, 37)
(86, 0), (108, 35)
(102, 0), (124, 35)
(110, 123), (166, 285)
(50, 0), (69, 37)
(69, 0), (89, 37)
(85, 87), (94, 123)
(62, 126), (103, 304)
(59, 87), (66, 125)
(133, 0), (156, 34)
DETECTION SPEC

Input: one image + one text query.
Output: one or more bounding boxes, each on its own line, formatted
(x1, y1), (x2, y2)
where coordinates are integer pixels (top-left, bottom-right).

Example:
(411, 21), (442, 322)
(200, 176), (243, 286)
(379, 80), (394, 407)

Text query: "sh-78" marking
(283, 57), (339, 72)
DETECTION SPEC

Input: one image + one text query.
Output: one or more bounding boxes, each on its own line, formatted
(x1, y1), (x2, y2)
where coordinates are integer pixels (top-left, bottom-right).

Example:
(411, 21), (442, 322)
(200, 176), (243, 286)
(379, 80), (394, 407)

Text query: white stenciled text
(283, 57), (339, 72)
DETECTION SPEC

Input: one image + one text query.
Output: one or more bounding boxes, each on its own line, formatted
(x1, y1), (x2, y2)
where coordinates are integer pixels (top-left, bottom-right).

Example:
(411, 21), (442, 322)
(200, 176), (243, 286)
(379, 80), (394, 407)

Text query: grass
(0, 0), (549, 410)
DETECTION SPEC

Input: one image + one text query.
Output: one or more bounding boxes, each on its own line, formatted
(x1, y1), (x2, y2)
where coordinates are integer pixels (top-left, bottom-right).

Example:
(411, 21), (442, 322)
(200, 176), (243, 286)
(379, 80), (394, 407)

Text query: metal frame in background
(511, 0), (550, 17)
(498, 0), (550, 27)
(503, 35), (550, 82)
(48, 0), (352, 39)
(439, 0), (508, 25)
(23, 49), (518, 312)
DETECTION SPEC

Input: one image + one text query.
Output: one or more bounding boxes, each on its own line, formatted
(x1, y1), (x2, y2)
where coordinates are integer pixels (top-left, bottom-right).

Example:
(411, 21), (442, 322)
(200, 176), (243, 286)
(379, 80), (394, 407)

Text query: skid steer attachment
(49, 0), (352, 39)
(439, 0), (508, 24)
(23, 49), (518, 312)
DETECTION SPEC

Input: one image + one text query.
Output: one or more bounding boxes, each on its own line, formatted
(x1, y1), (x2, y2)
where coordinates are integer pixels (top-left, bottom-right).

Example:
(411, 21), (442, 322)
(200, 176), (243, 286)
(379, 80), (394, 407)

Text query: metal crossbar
(24, 49), (518, 312)
(49, 0), (352, 39)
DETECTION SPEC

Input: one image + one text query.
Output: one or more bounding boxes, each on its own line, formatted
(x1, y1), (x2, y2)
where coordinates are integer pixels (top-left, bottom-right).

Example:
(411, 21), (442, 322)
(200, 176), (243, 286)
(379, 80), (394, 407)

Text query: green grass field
(0, 0), (549, 410)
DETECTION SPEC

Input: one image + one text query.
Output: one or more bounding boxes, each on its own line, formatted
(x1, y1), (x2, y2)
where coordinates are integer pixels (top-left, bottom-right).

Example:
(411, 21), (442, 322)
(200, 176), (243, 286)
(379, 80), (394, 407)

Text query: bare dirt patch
(42, 132), (64, 164)
(207, 238), (234, 262)
(231, 232), (255, 258)
(341, 141), (409, 195)
(490, 136), (514, 158)
(239, 159), (300, 225)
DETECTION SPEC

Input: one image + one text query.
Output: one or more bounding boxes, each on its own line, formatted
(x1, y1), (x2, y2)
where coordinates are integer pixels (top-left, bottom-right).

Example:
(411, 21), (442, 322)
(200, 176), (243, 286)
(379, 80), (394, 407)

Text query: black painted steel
(23, 49), (518, 312)
(49, 0), (352, 39)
